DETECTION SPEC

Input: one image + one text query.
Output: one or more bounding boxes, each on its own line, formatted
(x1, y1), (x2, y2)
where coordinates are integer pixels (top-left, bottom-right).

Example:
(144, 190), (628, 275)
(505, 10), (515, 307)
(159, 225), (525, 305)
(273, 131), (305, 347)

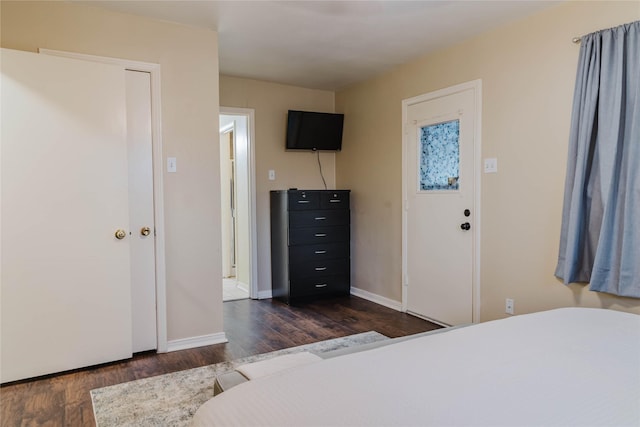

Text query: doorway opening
(219, 108), (257, 301)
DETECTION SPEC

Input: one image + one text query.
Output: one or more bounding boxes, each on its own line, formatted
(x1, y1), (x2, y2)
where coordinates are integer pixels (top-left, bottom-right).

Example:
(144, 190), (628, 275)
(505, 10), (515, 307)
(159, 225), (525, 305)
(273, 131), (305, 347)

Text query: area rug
(91, 331), (388, 427)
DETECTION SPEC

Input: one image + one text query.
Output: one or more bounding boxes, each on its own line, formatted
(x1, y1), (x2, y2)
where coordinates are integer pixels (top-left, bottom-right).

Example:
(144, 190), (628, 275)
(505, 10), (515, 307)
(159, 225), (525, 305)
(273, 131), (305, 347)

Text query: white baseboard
(350, 286), (403, 311)
(237, 281), (250, 292)
(257, 289), (273, 300)
(166, 332), (228, 352)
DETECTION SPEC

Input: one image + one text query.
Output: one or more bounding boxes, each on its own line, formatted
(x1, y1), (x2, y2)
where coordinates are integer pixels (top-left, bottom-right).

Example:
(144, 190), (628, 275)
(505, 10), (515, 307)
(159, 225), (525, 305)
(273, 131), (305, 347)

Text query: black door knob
(460, 222), (471, 231)
(464, 209), (471, 217)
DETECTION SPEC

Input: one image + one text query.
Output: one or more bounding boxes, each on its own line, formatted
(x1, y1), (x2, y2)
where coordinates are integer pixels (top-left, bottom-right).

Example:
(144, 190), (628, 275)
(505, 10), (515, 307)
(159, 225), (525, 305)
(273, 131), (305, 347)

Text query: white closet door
(1, 48), (132, 383)
(126, 70), (157, 353)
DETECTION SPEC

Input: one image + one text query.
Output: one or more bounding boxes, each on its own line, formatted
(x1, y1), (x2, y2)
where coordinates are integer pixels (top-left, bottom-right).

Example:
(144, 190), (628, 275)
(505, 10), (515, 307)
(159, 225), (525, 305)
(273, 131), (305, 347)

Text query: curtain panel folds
(555, 21), (640, 298)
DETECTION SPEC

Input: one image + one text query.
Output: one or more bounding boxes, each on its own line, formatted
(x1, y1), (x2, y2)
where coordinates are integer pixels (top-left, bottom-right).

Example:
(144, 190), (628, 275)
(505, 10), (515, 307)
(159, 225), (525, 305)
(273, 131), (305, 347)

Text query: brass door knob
(115, 229), (127, 240)
(140, 226), (151, 237)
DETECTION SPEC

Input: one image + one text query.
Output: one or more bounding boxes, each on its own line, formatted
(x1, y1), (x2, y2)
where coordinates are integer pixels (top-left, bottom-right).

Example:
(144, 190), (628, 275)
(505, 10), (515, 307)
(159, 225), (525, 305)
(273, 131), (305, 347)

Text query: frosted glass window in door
(419, 119), (460, 191)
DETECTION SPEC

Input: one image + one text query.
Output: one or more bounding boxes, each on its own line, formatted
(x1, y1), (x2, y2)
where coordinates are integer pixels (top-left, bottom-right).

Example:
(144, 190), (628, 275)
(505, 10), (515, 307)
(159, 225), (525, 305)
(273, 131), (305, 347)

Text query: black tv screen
(286, 110), (344, 151)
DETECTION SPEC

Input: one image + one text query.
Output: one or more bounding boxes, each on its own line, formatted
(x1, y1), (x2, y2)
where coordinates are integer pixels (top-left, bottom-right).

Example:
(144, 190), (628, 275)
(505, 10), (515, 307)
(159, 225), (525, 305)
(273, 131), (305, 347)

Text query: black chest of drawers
(270, 190), (350, 304)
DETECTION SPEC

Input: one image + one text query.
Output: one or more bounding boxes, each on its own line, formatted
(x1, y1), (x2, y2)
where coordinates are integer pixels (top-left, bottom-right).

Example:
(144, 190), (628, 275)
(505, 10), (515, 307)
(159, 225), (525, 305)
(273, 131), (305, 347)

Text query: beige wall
(336, 1), (640, 320)
(219, 76), (335, 294)
(1, 1), (223, 341)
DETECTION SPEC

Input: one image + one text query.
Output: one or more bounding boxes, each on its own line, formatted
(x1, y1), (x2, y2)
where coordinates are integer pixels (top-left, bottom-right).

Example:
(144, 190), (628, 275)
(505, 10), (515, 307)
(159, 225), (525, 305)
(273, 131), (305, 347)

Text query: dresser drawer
(289, 275), (350, 298)
(288, 191), (320, 210)
(289, 258), (349, 280)
(320, 191), (350, 209)
(289, 242), (349, 264)
(289, 225), (349, 245)
(289, 210), (349, 228)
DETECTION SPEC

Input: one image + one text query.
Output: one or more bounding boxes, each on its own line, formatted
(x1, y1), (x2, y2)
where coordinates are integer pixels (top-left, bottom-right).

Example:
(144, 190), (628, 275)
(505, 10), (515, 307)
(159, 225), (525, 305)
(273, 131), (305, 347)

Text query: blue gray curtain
(555, 21), (640, 298)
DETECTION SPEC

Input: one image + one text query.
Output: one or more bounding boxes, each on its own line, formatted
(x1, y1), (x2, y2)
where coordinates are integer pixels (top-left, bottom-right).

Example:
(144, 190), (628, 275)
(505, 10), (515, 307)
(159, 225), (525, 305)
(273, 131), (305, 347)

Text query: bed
(192, 308), (640, 426)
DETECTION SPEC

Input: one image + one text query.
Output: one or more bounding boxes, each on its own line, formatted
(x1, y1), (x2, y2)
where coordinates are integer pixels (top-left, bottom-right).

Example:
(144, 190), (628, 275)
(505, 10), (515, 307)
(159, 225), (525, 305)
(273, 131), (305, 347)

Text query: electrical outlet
(505, 298), (514, 315)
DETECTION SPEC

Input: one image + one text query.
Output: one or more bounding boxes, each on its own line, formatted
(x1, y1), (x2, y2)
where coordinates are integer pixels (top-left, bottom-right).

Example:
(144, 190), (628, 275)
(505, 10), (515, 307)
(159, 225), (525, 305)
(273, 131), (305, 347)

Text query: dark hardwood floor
(0, 295), (439, 427)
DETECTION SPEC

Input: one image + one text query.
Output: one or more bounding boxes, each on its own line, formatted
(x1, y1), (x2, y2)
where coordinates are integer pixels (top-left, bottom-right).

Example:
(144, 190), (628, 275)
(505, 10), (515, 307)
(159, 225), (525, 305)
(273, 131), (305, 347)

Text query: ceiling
(81, 1), (561, 91)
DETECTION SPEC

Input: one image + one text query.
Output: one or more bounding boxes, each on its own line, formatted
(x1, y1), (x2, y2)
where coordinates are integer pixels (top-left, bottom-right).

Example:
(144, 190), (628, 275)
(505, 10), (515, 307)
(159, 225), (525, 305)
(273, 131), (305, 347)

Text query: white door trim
(220, 122), (235, 134)
(39, 48), (169, 352)
(220, 106), (258, 299)
(401, 79), (482, 324)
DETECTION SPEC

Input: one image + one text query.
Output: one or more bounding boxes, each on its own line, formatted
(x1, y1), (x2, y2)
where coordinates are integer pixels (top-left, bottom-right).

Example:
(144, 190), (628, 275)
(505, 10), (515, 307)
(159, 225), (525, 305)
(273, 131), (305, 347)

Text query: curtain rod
(572, 20), (640, 44)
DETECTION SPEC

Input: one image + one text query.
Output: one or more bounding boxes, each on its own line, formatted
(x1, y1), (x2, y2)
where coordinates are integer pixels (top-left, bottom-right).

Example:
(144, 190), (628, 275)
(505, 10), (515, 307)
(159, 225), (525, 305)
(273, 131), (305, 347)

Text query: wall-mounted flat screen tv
(286, 110), (344, 151)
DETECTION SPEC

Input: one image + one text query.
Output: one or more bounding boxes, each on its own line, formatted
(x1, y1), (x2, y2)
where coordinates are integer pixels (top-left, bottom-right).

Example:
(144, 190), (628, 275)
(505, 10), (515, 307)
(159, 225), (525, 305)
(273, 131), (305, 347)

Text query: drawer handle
(314, 250), (327, 254)
(315, 233), (327, 237)
(329, 199), (341, 203)
(315, 267), (327, 271)
(297, 200), (310, 204)
(315, 284), (328, 288)
(314, 217), (327, 220)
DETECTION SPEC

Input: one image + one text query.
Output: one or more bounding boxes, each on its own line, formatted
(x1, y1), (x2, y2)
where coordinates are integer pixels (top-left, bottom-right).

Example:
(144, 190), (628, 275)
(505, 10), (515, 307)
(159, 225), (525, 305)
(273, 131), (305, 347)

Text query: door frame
(219, 107), (258, 299)
(401, 79), (482, 324)
(40, 48), (168, 352)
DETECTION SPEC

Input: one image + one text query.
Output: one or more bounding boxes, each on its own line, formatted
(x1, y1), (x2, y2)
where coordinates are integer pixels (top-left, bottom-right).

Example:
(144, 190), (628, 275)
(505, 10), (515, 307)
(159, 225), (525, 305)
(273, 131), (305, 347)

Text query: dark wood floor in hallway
(0, 295), (440, 427)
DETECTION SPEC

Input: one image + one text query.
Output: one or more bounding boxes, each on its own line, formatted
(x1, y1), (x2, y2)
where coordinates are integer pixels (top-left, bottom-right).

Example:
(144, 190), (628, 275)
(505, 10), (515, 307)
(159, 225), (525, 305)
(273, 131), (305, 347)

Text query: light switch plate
(268, 169), (275, 181)
(167, 157), (177, 173)
(484, 157), (498, 173)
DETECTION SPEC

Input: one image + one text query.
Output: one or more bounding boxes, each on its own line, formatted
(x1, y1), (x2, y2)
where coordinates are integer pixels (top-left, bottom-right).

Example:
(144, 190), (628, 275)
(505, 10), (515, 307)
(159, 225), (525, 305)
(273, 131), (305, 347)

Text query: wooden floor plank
(20, 390), (64, 427)
(0, 295), (439, 426)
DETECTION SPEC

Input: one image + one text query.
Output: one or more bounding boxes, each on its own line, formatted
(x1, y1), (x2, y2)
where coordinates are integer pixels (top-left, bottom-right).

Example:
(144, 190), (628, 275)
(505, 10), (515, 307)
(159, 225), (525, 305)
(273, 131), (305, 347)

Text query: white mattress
(192, 308), (640, 426)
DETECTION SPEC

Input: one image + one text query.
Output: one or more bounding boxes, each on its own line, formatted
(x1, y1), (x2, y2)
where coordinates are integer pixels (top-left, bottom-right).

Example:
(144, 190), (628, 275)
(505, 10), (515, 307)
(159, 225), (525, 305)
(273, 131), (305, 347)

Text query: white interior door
(1, 48), (132, 382)
(220, 125), (235, 278)
(405, 83), (478, 326)
(126, 70), (157, 353)
(230, 115), (250, 289)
